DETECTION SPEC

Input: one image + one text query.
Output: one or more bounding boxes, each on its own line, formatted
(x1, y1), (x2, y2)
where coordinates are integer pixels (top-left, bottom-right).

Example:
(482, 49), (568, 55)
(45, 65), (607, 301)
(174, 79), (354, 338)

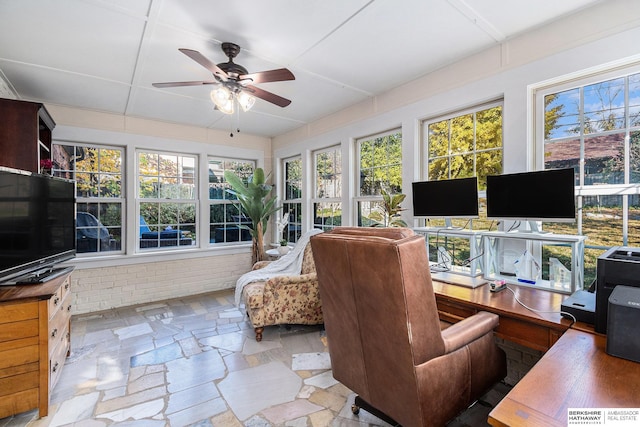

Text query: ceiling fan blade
(240, 68), (295, 84)
(244, 85), (291, 108)
(152, 81), (217, 88)
(179, 48), (229, 81)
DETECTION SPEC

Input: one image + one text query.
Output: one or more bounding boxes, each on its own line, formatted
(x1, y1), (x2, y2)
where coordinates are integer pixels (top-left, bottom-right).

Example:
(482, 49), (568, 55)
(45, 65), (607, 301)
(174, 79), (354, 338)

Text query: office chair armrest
(441, 311), (499, 354)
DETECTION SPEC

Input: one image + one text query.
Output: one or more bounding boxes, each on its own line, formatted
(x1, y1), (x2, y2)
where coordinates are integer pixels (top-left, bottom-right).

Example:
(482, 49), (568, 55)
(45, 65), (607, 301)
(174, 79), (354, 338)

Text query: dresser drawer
(49, 291), (71, 351)
(48, 286), (64, 320)
(49, 325), (69, 390)
(60, 276), (71, 303)
(49, 311), (70, 357)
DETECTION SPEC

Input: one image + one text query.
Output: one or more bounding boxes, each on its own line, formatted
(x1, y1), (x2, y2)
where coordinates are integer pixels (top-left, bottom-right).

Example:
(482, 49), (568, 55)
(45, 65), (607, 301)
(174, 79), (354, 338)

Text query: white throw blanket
(234, 228), (323, 306)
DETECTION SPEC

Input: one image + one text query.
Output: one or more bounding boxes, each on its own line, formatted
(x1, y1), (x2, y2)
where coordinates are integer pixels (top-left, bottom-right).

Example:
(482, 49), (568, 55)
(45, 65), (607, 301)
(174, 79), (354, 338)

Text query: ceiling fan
(152, 42), (295, 114)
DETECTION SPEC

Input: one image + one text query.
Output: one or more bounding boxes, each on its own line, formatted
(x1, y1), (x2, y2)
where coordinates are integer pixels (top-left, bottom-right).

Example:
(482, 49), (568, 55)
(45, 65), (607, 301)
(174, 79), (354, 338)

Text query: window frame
(207, 157), (256, 246)
(312, 145), (342, 231)
(282, 156), (303, 243)
(52, 142), (125, 256)
(354, 128), (403, 227)
(421, 101), (504, 230)
(534, 61), (640, 287)
(136, 149), (198, 252)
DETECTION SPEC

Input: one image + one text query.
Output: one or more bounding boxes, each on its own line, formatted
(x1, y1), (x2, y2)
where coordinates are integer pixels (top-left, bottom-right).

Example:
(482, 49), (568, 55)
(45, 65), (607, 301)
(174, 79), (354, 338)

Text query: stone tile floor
(0, 289), (510, 427)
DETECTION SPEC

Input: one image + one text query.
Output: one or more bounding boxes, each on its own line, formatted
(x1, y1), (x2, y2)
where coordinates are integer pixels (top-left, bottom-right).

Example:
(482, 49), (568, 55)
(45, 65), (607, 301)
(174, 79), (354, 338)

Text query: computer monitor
(486, 168), (575, 223)
(412, 177), (479, 221)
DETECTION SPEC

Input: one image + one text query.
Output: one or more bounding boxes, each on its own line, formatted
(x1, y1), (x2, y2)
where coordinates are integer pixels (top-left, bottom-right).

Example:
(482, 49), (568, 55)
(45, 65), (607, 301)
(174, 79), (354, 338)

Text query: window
(137, 151), (196, 250)
(52, 143), (124, 254)
(208, 158), (255, 244)
(282, 157), (302, 243)
(423, 102), (503, 229)
(356, 129), (402, 226)
(313, 146), (342, 231)
(538, 66), (640, 287)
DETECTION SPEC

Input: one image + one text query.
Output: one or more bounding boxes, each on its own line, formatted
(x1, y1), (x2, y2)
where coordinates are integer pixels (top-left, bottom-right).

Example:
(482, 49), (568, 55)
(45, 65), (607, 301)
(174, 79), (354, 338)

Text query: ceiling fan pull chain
(236, 107), (241, 135)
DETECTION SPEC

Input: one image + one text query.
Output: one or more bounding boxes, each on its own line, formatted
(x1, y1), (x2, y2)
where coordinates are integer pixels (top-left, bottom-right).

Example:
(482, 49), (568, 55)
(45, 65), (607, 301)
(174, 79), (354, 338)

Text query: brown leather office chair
(310, 227), (506, 427)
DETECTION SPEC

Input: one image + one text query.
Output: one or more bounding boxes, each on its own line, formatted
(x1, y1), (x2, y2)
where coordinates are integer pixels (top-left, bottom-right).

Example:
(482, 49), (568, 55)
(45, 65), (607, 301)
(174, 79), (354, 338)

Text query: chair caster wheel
(351, 404), (360, 415)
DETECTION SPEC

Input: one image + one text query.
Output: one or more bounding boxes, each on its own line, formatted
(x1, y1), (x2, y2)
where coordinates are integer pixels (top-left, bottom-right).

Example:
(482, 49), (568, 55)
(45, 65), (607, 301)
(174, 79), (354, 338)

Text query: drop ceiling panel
(212, 110), (304, 138)
(463, 0), (604, 37)
(155, 0), (372, 63)
(0, 0), (146, 82)
(0, 61), (131, 113)
(294, 0), (497, 94)
(127, 87), (224, 128)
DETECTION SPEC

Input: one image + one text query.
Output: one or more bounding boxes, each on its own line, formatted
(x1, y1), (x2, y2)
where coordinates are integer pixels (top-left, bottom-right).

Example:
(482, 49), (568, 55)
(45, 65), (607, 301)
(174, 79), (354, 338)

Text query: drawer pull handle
(51, 328), (58, 338)
(52, 362), (59, 373)
(53, 297), (60, 306)
(67, 304), (72, 312)
(65, 283), (70, 290)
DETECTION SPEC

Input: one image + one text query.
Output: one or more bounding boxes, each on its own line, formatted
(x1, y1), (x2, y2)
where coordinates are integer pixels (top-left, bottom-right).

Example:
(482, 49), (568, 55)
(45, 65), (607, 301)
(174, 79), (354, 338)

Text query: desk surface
(433, 280), (572, 351)
(488, 328), (640, 427)
(433, 281), (568, 325)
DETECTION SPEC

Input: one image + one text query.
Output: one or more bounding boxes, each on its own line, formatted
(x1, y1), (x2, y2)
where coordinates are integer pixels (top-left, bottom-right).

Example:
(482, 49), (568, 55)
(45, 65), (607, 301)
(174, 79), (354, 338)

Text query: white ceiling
(0, 0), (603, 138)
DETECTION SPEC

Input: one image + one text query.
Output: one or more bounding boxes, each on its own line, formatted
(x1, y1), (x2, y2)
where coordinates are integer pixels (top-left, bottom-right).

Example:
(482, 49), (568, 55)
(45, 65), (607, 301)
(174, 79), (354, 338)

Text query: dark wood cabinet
(0, 98), (56, 173)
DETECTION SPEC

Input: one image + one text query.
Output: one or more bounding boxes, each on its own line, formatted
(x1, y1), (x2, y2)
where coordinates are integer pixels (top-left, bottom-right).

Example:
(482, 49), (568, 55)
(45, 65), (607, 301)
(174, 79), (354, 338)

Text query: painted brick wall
(70, 253), (252, 314)
(495, 337), (544, 386)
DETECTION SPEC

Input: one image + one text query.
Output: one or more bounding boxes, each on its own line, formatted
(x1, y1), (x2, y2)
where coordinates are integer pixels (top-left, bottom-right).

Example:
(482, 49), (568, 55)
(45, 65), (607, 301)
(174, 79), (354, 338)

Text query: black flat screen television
(0, 169), (76, 283)
(412, 177), (479, 218)
(486, 168), (576, 222)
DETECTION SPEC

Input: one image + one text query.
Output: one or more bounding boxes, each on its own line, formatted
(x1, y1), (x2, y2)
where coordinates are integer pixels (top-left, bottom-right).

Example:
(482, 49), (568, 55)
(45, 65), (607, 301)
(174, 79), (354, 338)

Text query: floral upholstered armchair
(241, 242), (323, 341)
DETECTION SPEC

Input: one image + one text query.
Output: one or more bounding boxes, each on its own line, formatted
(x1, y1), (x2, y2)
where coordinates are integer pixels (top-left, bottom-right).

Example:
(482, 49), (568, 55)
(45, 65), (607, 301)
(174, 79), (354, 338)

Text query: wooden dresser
(0, 271), (72, 418)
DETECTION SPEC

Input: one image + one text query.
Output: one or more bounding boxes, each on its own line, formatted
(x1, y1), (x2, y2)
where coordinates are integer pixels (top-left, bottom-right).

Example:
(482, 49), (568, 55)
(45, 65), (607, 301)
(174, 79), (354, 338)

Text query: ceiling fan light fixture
(210, 86), (234, 114)
(237, 91), (256, 112)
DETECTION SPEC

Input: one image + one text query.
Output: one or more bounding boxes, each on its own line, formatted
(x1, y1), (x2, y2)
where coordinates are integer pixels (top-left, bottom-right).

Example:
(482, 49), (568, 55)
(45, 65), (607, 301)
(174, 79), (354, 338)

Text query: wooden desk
(488, 328), (640, 427)
(433, 281), (572, 351)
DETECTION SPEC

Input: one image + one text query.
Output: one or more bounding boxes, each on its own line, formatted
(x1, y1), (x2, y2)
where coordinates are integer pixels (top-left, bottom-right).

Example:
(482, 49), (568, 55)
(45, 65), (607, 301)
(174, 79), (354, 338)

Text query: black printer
(595, 246), (640, 334)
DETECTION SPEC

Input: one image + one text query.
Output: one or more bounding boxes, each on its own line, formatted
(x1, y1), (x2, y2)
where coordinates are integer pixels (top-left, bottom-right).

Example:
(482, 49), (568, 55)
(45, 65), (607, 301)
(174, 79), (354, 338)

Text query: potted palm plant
(224, 168), (281, 264)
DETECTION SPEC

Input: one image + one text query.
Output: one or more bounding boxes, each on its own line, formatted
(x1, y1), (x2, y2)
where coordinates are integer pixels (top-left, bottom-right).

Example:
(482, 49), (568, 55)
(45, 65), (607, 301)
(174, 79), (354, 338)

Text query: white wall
(48, 107), (270, 314)
(272, 0), (640, 229)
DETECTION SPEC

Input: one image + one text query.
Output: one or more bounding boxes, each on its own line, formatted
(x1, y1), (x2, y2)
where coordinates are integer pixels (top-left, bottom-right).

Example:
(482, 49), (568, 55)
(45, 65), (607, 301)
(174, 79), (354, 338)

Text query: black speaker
(606, 285), (640, 363)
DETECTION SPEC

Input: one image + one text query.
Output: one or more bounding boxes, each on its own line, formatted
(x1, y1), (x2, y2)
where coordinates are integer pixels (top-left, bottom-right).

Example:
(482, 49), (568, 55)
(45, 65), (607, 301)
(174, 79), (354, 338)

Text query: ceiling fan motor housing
(217, 42), (248, 78)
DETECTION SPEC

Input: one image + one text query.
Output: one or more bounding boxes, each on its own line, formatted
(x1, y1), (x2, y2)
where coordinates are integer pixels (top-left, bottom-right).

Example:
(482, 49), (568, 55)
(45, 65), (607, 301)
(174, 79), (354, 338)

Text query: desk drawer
(437, 299), (477, 323)
(496, 316), (556, 352)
